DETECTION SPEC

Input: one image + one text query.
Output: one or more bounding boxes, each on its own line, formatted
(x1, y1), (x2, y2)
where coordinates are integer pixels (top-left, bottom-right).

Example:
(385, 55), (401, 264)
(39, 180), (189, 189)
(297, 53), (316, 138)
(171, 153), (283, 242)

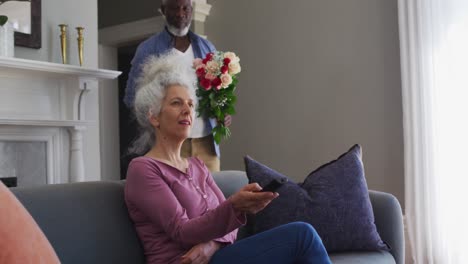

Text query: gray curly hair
(129, 51), (197, 155)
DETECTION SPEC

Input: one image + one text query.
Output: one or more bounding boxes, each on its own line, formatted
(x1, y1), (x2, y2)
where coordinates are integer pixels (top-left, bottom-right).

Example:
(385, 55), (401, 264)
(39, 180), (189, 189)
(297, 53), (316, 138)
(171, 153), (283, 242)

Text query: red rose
(196, 67), (205, 77)
(221, 65), (228, 74)
(223, 58), (231, 65)
(212, 77), (222, 90)
(202, 58), (209, 64)
(201, 78), (212, 90)
(206, 53), (214, 60)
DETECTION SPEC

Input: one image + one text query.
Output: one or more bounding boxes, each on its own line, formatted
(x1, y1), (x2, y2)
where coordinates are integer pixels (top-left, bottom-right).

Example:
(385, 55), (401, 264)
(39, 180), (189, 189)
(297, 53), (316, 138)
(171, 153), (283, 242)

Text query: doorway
(118, 44), (141, 179)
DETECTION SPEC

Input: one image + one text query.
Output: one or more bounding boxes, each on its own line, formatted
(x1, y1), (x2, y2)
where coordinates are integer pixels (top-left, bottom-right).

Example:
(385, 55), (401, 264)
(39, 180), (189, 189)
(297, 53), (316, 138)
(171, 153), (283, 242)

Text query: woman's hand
(229, 183), (279, 214)
(180, 241), (222, 264)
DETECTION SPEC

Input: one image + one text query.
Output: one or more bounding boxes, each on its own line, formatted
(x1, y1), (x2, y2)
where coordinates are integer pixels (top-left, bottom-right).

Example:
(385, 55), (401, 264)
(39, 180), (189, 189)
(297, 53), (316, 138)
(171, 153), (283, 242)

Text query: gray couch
(12, 170), (404, 264)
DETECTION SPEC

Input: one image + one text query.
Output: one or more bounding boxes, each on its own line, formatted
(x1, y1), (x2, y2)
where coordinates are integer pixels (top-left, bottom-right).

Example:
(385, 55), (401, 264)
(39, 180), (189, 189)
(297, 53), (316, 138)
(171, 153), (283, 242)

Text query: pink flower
(200, 78), (211, 90)
(221, 65), (228, 74)
(220, 73), (233, 88)
(205, 72), (217, 80)
(196, 67), (206, 77)
(196, 63), (206, 70)
(212, 77), (222, 90)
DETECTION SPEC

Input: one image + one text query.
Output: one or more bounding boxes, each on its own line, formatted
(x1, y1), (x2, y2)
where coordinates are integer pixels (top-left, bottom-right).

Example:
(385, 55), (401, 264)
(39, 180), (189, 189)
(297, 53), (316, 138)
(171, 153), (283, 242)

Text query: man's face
(162, 0), (193, 31)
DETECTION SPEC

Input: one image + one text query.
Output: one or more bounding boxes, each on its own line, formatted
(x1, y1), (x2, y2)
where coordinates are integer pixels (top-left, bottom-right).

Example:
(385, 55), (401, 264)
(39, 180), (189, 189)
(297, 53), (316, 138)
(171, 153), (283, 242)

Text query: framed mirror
(0, 0), (41, 48)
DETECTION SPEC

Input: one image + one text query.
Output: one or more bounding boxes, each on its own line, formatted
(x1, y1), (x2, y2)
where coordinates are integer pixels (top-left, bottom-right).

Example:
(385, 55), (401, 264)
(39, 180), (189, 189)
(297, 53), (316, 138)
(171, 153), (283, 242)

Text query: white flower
(206, 60), (220, 74)
(228, 62), (241, 75)
(220, 73), (233, 88)
(224, 52), (240, 63)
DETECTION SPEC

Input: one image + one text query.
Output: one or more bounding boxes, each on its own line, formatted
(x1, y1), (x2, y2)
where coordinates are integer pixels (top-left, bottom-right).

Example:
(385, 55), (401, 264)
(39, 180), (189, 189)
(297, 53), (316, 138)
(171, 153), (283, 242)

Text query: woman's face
(153, 84), (194, 141)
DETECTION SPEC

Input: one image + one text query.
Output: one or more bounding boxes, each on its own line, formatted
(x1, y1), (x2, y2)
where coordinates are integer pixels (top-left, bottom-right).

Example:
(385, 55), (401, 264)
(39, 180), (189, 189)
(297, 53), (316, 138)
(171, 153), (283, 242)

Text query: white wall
(14, 0), (98, 67)
(14, 0), (102, 181)
(206, 0), (405, 205)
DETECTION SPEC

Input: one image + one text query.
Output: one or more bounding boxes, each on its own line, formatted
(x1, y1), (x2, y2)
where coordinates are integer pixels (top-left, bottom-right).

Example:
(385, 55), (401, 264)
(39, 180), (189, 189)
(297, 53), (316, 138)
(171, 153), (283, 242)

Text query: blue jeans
(209, 222), (331, 264)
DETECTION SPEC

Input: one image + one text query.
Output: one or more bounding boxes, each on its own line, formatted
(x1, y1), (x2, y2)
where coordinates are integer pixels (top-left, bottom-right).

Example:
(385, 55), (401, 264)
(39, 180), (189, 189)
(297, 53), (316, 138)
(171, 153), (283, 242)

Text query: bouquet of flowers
(193, 51), (241, 144)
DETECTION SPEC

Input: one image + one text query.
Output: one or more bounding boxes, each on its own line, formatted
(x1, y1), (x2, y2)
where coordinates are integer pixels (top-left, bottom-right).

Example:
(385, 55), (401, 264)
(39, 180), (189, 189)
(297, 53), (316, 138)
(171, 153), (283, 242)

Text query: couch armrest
(369, 190), (404, 264)
(12, 181), (145, 264)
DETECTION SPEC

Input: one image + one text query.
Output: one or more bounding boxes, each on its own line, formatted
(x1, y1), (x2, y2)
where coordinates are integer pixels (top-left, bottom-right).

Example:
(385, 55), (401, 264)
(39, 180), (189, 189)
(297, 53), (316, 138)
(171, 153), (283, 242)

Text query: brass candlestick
(76, 27), (84, 66)
(59, 24), (68, 64)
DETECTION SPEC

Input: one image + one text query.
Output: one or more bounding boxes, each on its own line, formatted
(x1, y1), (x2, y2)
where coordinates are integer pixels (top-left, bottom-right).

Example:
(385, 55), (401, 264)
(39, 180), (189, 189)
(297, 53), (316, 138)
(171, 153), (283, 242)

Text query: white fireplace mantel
(0, 56), (121, 184)
(0, 56), (120, 79)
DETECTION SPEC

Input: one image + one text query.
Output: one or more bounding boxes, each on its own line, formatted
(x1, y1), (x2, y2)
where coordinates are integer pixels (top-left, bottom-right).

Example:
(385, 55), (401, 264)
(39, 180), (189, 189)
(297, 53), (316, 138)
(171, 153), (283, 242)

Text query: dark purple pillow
(244, 144), (389, 252)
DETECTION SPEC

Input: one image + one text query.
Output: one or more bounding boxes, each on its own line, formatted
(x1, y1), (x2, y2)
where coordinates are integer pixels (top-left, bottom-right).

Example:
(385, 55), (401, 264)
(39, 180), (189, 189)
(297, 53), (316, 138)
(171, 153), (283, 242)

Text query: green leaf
(196, 105), (205, 117)
(226, 105), (236, 115)
(213, 127), (222, 144)
(225, 86), (234, 93)
(221, 126), (227, 136)
(0, 16), (8, 27)
(214, 107), (222, 120)
(210, 97), (217, 108)
(231, 77), (239, 87)
(231, 95), (237, 104)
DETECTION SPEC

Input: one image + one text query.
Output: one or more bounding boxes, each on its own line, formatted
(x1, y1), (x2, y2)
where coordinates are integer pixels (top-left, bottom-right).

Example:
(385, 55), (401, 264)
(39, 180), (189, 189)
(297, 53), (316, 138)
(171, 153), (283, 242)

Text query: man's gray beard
(166, 23), (191, 37)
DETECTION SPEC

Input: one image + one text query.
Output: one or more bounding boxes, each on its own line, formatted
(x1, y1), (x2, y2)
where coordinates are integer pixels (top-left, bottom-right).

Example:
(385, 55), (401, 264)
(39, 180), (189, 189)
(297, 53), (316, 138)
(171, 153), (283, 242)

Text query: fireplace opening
(0, 141), (47, 187)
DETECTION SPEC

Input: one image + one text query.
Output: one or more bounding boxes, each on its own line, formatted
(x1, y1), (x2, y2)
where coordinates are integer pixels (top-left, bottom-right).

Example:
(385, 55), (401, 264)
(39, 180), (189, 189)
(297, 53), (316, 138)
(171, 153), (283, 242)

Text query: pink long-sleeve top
(124, 156), (246, 264)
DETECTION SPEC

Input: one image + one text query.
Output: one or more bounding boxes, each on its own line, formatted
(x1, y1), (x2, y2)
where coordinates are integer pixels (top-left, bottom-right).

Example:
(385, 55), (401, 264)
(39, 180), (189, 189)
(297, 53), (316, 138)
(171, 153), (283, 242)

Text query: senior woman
(124, 52), (331, 264)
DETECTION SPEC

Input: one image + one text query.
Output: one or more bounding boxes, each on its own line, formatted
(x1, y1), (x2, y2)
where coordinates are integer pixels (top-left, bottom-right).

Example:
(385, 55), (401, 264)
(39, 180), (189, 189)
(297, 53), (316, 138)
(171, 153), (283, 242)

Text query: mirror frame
(14, 0), (41, 49)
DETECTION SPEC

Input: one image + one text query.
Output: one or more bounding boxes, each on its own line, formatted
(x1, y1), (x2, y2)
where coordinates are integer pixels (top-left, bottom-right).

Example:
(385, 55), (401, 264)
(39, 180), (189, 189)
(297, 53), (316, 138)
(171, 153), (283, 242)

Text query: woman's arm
(126, 160), (243, 248)
(204, 166), (246, 245)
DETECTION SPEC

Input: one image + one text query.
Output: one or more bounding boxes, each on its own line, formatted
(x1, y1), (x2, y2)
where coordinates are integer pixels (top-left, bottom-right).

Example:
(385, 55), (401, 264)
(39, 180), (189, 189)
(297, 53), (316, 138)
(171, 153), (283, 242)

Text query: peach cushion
(0, 183), (60, 264)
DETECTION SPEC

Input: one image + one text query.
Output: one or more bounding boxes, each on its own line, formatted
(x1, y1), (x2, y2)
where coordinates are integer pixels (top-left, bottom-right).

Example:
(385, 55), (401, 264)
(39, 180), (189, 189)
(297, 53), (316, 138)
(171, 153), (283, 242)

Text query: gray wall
(206, 0), (405, 206)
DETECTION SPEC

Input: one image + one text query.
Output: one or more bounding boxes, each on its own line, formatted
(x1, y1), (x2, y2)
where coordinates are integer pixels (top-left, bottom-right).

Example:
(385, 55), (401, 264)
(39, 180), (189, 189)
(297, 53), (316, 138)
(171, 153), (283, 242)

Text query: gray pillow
(244, 144), (389, 252)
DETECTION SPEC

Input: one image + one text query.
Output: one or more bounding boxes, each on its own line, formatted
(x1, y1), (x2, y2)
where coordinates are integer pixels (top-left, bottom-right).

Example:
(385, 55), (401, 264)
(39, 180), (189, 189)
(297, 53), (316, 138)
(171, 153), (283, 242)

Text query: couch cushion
(244, 145), (389, 252)
(12, 181), (145, 264)
(211, 170), (253, 240)
(330, 250), (396, 264)
(0, 182), (60, 264)
(212, 170), (249, 198)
